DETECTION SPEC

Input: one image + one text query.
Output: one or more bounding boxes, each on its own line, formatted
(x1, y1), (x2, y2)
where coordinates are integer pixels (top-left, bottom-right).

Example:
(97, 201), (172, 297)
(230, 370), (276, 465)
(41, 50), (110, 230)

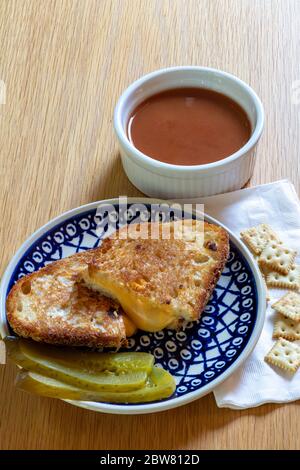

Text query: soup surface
(127, 88), (251, 165)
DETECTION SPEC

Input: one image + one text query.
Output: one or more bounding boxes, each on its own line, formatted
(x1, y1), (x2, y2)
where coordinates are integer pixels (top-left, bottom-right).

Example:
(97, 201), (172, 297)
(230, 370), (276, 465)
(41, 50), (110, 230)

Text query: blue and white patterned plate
(0, 198), (265, 414)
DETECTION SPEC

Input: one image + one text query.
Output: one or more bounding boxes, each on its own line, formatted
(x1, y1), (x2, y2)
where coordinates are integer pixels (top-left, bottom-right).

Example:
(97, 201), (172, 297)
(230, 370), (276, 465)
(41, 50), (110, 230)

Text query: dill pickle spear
(9, 338), (154, 373)
(16, 366), (176, 403)
(5, 337), (152, 392)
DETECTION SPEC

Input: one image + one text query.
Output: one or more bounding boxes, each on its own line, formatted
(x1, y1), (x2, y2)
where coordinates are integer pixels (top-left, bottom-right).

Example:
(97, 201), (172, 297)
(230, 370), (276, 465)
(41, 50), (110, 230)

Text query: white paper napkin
(180, 179), (300, 409)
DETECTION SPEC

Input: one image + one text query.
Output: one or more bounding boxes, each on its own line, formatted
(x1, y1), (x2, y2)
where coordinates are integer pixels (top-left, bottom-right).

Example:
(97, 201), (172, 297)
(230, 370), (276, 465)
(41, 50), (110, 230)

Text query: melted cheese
(86, 275), (176, 332)
(122, 315), (137, 337)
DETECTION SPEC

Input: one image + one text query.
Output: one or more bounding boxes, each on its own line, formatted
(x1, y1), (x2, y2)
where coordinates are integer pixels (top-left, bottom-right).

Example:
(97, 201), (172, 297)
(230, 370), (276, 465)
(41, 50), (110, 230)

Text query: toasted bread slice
(6, 250), (127, 348)
(82, 220), (229, 332)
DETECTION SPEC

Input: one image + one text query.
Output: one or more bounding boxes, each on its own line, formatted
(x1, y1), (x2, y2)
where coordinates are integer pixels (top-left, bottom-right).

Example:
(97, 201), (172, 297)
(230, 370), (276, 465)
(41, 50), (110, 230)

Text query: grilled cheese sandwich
(6, 250), (133, 348)
(82, 220), (229, 332)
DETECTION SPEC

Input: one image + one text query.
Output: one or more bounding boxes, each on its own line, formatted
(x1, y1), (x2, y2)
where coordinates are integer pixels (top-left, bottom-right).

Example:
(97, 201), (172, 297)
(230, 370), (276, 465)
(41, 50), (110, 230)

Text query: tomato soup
(127, 88), (251, 166)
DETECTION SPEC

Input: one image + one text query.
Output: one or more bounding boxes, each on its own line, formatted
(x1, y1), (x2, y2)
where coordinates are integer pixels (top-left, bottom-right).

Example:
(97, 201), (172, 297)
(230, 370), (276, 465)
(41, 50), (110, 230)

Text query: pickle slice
(5, 337), (153, 392)
(16, 366), (176, 403)
(7, 338), (154, 373)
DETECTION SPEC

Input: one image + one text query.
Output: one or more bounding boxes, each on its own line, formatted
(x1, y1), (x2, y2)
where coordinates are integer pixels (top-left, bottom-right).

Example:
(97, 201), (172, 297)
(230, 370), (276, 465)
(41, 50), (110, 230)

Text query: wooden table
(1, 0), (300, 450)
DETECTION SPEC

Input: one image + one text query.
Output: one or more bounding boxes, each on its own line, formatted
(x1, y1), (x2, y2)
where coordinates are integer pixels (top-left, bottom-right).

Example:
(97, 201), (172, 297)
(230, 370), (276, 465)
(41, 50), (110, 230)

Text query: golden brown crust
(6, 250), (126, 348)
(85, 220), (229, 326)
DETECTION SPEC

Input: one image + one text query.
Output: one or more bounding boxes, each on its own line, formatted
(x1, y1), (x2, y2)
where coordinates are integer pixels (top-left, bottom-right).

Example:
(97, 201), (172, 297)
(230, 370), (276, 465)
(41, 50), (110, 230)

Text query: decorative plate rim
(0, 198), (266, 415)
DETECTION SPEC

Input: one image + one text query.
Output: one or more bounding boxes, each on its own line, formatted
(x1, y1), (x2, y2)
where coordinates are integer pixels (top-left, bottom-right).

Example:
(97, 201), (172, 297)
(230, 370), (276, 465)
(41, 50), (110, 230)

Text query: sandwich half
(6, 250), (131, 349)
(82, 220), (229, 332)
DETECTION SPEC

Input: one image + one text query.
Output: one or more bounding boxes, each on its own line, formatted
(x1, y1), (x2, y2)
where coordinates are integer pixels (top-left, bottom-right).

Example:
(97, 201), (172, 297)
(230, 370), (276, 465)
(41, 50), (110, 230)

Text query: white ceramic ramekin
(114, 66), (264, 199)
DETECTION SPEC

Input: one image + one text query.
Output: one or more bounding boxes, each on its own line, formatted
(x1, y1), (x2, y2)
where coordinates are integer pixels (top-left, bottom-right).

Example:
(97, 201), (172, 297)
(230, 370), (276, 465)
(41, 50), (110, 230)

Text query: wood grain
(1, 0), (300, 450)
